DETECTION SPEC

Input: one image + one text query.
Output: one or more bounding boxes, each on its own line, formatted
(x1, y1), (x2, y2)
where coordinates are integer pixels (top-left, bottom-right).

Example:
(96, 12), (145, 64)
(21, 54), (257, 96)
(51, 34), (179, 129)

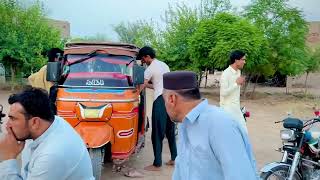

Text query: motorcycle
(260, 110), (320, 180)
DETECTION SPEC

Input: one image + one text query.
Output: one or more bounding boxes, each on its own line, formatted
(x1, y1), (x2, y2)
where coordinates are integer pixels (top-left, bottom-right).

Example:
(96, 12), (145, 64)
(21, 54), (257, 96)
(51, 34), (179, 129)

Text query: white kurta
(144, 59), (170, 101)
(220, 66), (247, 132)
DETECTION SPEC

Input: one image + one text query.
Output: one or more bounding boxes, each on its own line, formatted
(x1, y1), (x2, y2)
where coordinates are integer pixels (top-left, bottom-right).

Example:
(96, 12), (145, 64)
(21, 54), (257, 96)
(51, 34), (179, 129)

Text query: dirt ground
(0, 86), (319, 179)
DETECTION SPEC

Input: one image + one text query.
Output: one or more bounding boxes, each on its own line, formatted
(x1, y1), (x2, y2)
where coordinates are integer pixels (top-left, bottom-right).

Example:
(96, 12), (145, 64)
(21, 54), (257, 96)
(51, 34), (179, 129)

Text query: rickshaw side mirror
(46, 61), (62, 82)
(133, 64), (145, 85)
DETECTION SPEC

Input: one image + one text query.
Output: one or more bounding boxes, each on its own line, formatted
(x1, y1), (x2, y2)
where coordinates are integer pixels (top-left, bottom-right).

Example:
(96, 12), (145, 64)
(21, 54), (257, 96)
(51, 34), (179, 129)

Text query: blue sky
(33, 0), (320, 40)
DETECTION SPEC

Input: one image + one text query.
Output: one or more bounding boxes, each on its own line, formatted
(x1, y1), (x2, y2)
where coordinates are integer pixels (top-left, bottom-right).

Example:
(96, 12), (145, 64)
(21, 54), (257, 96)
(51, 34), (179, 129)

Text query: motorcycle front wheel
(260, 165), (302, 180)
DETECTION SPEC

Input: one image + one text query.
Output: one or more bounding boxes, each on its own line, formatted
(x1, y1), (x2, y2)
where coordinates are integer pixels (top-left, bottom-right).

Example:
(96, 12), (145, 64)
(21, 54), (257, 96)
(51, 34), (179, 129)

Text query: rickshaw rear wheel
(89, 148), (104, 180)
(103, 143), (112, 163)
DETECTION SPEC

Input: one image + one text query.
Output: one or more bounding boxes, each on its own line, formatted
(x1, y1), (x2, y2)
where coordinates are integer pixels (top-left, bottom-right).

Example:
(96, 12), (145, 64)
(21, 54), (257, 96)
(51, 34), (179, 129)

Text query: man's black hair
(136, 46), (156, 60)
(48, 48), (64, 62)
(8, 87), (54, 122)
(230, 50), (245, 65)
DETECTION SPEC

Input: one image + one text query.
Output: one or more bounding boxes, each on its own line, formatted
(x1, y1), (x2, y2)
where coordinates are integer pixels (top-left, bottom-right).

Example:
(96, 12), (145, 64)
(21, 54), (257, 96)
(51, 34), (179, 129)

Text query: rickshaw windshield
(63, 54), (134, 87)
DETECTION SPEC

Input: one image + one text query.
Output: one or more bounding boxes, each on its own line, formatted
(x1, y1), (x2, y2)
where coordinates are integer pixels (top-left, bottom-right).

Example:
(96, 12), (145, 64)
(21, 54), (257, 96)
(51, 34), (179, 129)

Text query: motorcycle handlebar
(274, 117), (320, 126)
(303, 118), (320, 128)
(275, 120), (284, 124)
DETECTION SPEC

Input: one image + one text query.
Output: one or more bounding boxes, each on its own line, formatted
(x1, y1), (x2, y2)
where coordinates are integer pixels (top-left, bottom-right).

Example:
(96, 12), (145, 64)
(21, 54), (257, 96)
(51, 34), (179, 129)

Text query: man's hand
(136, 84), (143, 94)
(0, 127), (25, 161)
(236, 76), (246, 86)
(143, 79), (153, 90)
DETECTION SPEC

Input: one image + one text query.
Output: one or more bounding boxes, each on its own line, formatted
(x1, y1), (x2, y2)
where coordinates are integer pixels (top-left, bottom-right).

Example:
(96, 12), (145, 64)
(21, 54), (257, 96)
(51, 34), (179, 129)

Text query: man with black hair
(220, 50), (248, 132)
(0, 87), (94, 180)
(28, 48), (63, 92)
(136, 46), (177, 171)
(163, 71), (257, 180)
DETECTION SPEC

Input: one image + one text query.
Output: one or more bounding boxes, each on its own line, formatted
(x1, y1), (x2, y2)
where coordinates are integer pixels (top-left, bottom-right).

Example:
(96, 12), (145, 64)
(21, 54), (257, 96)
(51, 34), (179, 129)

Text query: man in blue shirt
(162, 71), (258, 180)
(0, 88), (94, 180)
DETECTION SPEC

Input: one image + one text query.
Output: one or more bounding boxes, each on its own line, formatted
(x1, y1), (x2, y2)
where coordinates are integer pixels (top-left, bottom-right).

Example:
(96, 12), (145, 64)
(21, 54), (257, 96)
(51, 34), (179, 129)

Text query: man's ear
(169, 93), (177, 104)
(28, 117), (41, 130)
(145, 55), (152, 60)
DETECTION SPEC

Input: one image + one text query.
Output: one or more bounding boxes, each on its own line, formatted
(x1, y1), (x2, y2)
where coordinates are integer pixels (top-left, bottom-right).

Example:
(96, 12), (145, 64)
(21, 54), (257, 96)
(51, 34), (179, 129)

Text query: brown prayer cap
(163, 71), (198, 90)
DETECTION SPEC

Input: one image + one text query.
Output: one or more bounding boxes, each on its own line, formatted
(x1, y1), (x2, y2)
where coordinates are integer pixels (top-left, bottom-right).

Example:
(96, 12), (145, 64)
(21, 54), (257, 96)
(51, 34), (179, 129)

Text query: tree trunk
(242, 74), (252, 99)
(204, 68), (208, 88)
(304, 72), (309, 95)
(198, 71), (203, 87)
(10, 64), (15, 91)
(285, 76), (289, 94)
(250, 75), (259, 98)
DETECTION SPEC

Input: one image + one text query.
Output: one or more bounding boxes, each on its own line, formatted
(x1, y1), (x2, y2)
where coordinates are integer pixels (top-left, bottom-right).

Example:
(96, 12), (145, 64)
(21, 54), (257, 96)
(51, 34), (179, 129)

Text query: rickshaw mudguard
(74, 122), (114, 148)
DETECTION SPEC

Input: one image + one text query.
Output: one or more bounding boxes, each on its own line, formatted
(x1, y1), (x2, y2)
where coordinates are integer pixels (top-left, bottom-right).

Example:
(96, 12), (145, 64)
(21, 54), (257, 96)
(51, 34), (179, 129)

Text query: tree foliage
(159, 4), (199, 70)
(112, 0), (310, 94)
(304, 46), (320, 93)
(306, 46), (320, 74)
(198, 0), (231, 19)
(113, 0), (232, 72)
(113, 20), (159, 48)
(189, 13), (268, 74)
(245, 0), (308, 77)
(0, 0), (63, 79)
(71, 33), (110, 43)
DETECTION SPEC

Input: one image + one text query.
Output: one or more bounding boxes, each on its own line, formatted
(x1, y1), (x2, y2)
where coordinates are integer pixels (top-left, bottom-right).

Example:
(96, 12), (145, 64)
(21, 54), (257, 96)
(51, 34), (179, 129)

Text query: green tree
(160, 1), (232, 87)
(245, 0), (308, 89)
(112, 0), (232, 72)
(113, 20), (159, 48)
(198, 0), (231, 19)
(160, 0), (232, 70)
(159, 4), (199, 71)
(304, 46), (320, 94)
(189, 13), (269, 95)
(71, 33), (110, 42)
(0, 0), (63, 83)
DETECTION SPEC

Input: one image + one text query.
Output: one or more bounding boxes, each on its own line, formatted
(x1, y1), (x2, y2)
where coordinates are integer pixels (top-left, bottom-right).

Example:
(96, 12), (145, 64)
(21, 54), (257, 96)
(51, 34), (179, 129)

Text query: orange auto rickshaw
(46, 42), (146, 180)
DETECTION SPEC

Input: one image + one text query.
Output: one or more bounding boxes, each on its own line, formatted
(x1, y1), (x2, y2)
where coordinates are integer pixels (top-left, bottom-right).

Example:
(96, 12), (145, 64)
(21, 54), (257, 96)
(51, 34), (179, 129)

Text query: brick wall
(47, 19), (70, 39)
(287, 21), (320, 88)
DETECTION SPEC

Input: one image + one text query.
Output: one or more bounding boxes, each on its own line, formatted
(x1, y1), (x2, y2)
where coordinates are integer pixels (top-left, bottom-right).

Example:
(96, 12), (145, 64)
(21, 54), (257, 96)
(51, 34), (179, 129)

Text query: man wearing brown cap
(136, 46), (177, 171)
(162, 71), (258, 180)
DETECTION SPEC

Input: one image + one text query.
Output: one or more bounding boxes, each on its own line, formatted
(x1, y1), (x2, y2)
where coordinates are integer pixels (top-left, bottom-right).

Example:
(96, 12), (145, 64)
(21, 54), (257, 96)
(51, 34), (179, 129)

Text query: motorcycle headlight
(280, 129), (295, 141)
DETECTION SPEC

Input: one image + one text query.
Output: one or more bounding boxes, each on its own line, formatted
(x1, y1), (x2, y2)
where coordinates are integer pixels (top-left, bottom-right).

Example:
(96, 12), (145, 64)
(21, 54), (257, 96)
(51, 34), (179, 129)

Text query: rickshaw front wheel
(89, 148), (103, 180)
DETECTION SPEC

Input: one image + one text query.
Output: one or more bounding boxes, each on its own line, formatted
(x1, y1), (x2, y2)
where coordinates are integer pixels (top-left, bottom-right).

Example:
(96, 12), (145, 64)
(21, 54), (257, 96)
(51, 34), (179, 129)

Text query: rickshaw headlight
(77, 103), (112, 120)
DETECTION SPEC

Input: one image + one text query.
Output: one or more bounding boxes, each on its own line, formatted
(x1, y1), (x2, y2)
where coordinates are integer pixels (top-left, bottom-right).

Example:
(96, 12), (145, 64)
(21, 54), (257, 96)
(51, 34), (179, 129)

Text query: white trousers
(221, 104), (248, 133)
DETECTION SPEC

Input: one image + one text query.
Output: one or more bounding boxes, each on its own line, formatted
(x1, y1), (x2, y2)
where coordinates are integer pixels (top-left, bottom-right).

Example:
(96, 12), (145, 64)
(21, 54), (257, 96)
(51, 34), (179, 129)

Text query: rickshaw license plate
(86, 79), (104, 86)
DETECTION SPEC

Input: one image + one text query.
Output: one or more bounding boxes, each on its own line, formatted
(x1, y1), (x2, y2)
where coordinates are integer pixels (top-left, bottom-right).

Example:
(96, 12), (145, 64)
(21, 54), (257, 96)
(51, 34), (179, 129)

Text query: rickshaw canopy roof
(64, 42), (139, 57)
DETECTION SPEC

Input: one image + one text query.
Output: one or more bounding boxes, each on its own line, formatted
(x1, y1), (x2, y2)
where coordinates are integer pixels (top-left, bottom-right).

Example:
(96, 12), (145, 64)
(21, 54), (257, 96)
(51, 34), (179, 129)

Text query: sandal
(124, 168), (144, 178)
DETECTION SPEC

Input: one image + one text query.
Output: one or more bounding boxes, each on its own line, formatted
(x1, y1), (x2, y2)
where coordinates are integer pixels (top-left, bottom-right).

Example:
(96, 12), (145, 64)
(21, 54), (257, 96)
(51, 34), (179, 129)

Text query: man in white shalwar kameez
(220, 50), (247, 132)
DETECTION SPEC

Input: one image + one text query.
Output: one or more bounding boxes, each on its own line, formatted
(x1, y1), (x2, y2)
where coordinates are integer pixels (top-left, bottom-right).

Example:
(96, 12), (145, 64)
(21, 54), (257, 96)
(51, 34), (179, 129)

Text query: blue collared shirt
(173, 99), (258, 180)
(0, 116), (94, 180)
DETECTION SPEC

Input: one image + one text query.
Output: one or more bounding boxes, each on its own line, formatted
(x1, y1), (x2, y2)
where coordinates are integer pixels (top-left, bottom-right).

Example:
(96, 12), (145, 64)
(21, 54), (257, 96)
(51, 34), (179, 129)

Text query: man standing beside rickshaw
(136, 46), (177, 171)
